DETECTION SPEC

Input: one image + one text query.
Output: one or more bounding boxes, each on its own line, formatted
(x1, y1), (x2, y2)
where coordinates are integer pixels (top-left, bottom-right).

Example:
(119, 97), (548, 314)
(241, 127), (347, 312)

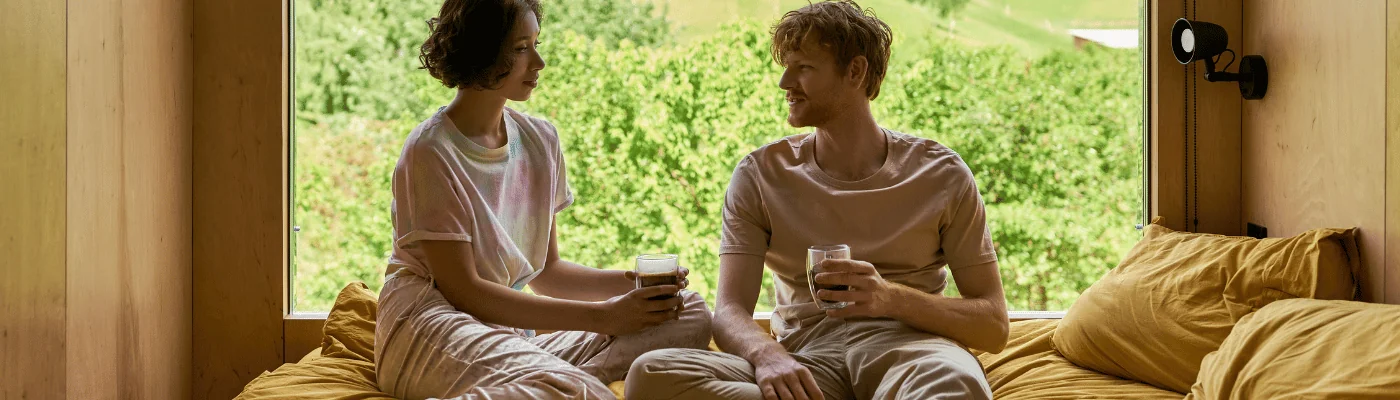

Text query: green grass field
(647, 0), (1140, 58)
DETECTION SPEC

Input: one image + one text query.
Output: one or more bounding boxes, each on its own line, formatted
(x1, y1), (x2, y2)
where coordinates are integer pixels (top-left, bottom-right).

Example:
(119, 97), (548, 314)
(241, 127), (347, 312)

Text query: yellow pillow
(321, 282), (379, 363)
(236, 283), (387, 399)
(234, 356), (394, 400)
(1052, 218), (1358, 393)
(1188, 299), (1400, 399)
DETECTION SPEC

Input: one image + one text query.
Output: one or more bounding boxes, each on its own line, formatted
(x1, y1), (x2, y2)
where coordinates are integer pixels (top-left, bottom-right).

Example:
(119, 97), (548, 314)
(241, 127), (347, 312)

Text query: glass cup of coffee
(808, 244), (851, 310)
(635, 254), (681, 301)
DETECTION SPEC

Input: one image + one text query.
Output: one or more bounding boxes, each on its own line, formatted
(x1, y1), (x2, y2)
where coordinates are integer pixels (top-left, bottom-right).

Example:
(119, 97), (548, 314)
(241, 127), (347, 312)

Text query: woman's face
(495, 10), (545, 102)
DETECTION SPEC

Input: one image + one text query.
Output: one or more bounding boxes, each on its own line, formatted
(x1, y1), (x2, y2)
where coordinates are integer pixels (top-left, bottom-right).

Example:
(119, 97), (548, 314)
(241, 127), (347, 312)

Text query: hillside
(647, 0), (1140, 58)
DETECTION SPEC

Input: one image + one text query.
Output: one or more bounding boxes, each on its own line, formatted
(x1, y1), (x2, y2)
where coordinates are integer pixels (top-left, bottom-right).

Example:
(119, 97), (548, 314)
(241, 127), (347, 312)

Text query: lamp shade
(1172, 18), (1229, 64)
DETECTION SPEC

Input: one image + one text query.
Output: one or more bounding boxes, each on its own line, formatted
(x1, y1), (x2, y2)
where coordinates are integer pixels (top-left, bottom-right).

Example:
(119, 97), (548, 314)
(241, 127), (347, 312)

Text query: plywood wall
(192, 0), (289, 397)
(1151, 0), (1243, 235)
(65, 0), (194, 397)
(1, 0), (68, 398)
(1241, 0), (1391, 303)
(1387, 1), (1400, 306)
(3, 0), (193, 397)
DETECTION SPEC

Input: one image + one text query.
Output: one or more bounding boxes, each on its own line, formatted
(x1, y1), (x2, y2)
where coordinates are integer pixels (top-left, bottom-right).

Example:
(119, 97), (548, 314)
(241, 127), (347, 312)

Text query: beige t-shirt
(386, 107), (572, 290)
(720, 129), (997, 336)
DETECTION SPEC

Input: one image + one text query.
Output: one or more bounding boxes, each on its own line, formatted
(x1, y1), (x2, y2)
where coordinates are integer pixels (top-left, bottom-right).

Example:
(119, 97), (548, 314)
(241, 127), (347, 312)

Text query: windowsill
(1008, 310), (1067, 320)
(288, 311), (330, 320)
(287, 310), (1065, 321)
(286, 311), (772, 320)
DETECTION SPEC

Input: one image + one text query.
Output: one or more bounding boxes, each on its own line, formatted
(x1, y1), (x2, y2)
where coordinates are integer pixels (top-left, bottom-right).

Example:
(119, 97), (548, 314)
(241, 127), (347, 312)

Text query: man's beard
(788, 98), (835, 128)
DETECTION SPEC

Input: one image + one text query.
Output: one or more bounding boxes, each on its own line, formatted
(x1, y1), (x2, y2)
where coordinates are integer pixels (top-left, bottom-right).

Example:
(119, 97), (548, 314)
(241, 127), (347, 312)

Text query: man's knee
(625, 348), (693, 396)
(901, 357), (990, 399)
(555, 372), (617, 400)
(628, 348), (690, 380)
(920, 356), (984, 382)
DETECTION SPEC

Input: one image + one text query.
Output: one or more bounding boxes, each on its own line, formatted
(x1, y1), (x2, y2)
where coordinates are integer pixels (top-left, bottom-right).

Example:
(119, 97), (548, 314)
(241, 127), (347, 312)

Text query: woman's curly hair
(419, 0), (543, 90)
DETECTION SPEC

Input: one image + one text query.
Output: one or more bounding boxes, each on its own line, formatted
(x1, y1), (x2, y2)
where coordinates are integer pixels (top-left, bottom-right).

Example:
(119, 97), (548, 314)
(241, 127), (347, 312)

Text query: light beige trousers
(375, 272), (712, 400)
(626, 316), (990, 400)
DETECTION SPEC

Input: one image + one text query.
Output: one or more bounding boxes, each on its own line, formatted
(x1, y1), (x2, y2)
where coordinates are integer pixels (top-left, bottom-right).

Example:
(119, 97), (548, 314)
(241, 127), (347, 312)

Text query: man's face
(778, 35), (862, 128)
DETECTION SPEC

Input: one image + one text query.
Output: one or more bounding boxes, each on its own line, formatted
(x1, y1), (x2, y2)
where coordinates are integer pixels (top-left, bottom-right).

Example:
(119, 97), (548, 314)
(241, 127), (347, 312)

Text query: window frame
(269, 0), (1208, 365)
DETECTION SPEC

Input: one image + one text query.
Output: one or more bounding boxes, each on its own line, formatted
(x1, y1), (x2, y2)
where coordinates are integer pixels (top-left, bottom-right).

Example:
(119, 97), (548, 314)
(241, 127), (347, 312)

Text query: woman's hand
(594, 285), (682, 336)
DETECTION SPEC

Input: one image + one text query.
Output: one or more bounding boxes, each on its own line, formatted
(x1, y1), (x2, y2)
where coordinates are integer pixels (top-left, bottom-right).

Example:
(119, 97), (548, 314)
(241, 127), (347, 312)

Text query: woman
(373, 1), (712, 399)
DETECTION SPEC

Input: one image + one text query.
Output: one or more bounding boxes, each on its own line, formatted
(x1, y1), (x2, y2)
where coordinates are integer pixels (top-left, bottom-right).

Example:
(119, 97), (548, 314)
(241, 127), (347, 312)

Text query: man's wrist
(718, 308), (786, 365)
(747, 342), (789, 366)
(881, 283), (915, 320)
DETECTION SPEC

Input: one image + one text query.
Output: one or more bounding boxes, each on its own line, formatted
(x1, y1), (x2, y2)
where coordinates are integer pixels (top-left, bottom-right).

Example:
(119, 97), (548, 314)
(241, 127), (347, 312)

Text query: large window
(291, 0), (1144, 312)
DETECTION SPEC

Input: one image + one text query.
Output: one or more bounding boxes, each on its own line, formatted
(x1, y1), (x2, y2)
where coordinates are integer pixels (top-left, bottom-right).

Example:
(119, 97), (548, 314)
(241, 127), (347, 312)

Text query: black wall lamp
(1171, 18), (1268, 99)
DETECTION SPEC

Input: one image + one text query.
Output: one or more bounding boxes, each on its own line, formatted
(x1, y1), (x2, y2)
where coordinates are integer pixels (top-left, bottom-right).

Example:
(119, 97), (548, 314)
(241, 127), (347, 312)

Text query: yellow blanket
(1188, 299), (1400, 399)
(977, 319), (1184, 400)
(236, 282), (1193, 400)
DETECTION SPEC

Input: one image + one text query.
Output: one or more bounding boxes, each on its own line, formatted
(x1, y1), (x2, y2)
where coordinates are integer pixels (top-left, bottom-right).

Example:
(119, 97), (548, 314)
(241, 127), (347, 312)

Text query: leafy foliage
(292, 0), (1143, 312)
(293, 117), (407, 310)
(541, 0), (671, 47)
(292, 0), (672, 123)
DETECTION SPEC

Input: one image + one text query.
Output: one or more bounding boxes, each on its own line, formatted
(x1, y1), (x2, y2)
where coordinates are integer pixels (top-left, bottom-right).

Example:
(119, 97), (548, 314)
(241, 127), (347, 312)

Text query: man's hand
(813, 259), (909, 319)
(623, 265), (692, 290)
(754, 351), (824, 400)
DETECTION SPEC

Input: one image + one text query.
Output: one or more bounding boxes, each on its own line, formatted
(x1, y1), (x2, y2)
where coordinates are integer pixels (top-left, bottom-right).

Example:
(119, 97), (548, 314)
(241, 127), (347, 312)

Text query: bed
(237, 220), (1400, 399)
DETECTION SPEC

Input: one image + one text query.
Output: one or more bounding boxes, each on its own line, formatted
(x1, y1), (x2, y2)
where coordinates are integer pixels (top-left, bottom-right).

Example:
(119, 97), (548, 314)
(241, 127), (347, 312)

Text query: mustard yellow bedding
(234, 350), (395, 400)
(1052, 218), (1358, 392)
(1188, 299), (1400, 399)
(236, 283), (394, 400)
(236, 282), (1202, 400)
(977, 319), (1184, 400)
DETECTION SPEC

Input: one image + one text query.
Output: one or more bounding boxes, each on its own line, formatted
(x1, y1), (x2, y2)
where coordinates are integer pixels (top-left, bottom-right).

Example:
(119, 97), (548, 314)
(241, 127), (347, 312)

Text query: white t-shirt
(386, 107), (573, 290)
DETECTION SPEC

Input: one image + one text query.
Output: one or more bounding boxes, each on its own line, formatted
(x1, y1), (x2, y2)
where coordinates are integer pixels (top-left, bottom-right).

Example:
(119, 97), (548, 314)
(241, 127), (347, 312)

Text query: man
(626, 1), (1009, 399)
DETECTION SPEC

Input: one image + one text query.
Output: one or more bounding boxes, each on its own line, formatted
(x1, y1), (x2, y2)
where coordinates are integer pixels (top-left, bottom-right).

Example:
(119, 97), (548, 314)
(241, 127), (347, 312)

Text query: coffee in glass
(635, 254), (680, 300)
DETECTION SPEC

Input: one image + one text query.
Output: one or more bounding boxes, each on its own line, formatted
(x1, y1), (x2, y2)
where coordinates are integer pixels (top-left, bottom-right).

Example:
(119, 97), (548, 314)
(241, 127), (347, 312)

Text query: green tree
(293, 0), (673, 123)
(541, 0), (671, 47)
(292, 5), (1144, 312)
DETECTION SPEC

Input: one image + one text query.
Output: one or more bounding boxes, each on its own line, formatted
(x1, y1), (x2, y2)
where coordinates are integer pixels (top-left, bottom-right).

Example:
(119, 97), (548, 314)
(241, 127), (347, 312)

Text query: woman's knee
(674, 291), (714, 349)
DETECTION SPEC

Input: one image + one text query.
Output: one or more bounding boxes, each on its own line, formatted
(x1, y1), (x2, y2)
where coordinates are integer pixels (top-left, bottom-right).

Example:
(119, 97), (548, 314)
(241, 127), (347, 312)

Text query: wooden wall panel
(66, 0), (194, 396)
(1150, 0), (1184, 231)
(1194, 0), (1244, 236)
(284, 315), (325, 363)
(0, 0), (67, 398)
(116, 0), (194, 394)
(193, 0), (289, 396)
(1242, 0), (1388, 302)
(1150, 0), (1243, 235)
(1388, 0), (1400, 304)
(65, 0), (126, 394)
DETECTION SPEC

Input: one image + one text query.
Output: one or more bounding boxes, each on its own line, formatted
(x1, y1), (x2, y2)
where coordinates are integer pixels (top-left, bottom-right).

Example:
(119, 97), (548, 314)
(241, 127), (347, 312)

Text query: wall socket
(1246, 223), (1269, 239)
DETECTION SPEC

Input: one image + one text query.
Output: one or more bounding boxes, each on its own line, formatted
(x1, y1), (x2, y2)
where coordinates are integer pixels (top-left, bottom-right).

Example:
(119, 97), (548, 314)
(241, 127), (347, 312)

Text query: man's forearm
(887, 284), (1009, 353)
(713, 303), (786, 364)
